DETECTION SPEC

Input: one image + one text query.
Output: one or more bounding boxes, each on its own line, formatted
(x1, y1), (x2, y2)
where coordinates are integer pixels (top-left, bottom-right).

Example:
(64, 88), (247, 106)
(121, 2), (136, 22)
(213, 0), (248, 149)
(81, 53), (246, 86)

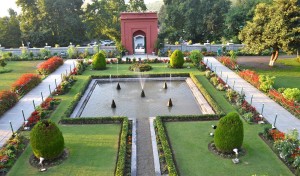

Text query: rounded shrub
(214, 112), (244, 153)
(30, 120), (64, 160)
(189, 50), (203, 67)
(129, 63), (152, 72)
(92, 52), (106, 70)
(170, 49), (184, 68)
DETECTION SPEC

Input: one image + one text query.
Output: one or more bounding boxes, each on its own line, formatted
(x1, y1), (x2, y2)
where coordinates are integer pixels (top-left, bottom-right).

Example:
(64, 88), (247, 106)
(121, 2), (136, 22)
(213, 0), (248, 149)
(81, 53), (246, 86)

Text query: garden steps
(0, 59), (77, 147)
(205, 56), (300, 136)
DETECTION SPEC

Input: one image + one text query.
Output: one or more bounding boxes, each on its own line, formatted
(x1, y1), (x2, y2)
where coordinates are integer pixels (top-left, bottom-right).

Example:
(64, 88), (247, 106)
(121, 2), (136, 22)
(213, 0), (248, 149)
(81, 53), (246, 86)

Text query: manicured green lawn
(242, 58), (300, 89)
(0, 61), (43, 91)
(8, 124), (120, 176)
(166, 121), (293, 176)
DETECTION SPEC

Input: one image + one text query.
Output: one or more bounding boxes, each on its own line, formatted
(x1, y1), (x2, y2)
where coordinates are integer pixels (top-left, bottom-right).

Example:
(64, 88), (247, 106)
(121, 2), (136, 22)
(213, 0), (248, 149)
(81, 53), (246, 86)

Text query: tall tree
(224, 0), (271, 40)
(0, 9), (22, 48)
(128, 0), (147, 12)
(239, 0), (300, 66)
(16, 0), (86, 47)
(83, 0), (147, 43)
(159, 0), (231, 43)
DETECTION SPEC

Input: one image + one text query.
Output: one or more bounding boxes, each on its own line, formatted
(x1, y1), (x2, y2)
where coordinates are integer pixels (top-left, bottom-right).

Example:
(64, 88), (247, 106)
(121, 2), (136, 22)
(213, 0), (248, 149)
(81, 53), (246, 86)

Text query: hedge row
(158, 114), (222, 122)
(60, 117), (123, 124)
(91, 73), (190, 79)
(37, 56), (64, 75)
(155, 117), (178, 176)
(115, 118), (128, 176)
(190, 73), (223, 114)
(0, 90), (18, 116)
(63, 76), (92, 117)
(11, 73), (41, 96)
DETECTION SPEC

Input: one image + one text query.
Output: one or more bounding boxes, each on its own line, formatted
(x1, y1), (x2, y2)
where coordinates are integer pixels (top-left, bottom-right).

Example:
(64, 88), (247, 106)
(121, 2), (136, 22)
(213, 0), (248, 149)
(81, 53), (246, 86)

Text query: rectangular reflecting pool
(73, 78), (202, 118)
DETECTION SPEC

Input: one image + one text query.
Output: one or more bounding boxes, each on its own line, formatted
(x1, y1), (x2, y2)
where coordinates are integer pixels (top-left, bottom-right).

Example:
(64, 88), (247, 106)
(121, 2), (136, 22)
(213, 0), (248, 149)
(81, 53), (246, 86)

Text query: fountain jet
(141, 90), (145, 97)
(163, 82), (168, 89)
(167, 98), (173, 107)
(116, 82), (121, 90)
(111, 99), (116, 108)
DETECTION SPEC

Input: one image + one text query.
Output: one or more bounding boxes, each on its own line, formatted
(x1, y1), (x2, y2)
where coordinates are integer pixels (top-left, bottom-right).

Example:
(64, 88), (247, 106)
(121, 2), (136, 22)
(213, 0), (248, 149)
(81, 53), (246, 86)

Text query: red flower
(37, 56), (64, 75)
(11, 73), (41, 96)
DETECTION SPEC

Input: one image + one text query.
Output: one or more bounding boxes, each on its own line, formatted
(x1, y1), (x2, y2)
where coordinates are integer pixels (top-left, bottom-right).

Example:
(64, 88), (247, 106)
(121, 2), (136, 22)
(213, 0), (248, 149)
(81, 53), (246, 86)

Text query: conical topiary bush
(170, 49), (184, 68)
(214, 112), (244, 153)
(30, 120), (64, 160)
(92, 51), (106, 70)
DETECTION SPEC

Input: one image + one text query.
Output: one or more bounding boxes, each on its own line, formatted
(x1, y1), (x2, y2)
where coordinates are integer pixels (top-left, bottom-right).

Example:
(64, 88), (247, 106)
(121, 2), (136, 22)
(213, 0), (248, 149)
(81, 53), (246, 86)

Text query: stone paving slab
(205, 57), (300, 135)
(0, 60), (77, 147)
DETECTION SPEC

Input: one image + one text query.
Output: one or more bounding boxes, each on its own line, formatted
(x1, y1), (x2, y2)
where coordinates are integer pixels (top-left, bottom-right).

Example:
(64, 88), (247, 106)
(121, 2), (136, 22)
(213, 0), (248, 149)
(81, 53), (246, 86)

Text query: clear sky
(0, 0), (156, 17)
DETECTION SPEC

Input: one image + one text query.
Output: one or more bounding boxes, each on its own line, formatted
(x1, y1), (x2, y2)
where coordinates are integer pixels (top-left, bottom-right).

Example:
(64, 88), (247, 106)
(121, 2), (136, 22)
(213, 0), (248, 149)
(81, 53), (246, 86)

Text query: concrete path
(205, 57), (300, 134)
(0, 59), (77, 147)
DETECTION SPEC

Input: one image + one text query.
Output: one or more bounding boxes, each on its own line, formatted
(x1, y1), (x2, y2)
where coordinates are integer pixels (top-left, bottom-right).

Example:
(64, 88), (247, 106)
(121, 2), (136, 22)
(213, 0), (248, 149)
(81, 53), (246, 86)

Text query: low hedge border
(155, 114), (223, 176)
(190, 73), (224, 114)
(59, 117), (129, 176)
(91, 73), (190, 79)
(63, 76), (92, 117)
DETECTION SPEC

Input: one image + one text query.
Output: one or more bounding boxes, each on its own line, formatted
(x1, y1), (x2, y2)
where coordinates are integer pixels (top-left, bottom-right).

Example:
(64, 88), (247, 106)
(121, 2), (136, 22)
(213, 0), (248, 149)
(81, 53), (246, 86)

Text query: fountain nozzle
(116, 82), (121, 90)
(141, 90), (145, 97)
(111, 99), (116, 108)
(167, 98), (173, 107)
(163, 82), (168, 89)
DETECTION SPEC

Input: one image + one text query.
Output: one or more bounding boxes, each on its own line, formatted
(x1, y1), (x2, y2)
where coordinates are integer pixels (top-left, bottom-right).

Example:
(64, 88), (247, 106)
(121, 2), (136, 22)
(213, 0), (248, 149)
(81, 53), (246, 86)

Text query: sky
(0, 0), (156, 17)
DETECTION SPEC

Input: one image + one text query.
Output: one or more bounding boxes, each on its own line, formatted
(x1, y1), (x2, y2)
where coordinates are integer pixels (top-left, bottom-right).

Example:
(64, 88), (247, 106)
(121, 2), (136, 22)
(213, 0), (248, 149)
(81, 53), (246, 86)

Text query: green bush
(283, 88), (300, 102)
(129, 63), (152, 72)
(92, 52), (106, 70)
(210, 77), (219, 86)
(214, 112), (244, 153)
(189, 50), (203, 67)
(30, 120), (64, 160)
(259, 75), (275, 92)
(170, 50), (184, 68)
(67, 46), (78, 59)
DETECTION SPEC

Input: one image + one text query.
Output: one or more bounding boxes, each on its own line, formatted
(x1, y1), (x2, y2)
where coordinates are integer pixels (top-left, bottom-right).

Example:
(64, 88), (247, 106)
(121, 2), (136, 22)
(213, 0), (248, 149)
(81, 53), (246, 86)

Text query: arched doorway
(133, 30), (146, 54)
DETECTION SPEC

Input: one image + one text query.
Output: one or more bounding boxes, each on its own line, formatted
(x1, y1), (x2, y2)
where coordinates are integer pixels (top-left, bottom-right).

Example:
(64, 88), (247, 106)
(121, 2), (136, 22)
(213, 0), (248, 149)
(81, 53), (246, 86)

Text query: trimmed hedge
(115, 118), (128, 176)
(170, 50), (184, 68)
(11, 73), (41, 96)
(0, 90), (18, 116)
(37, 56), (64, 75)
(158, 114), (222, 122)
(155, 117), (178, 175)
(60, 117), (124, 124)
(63, 76), (92, 117)
(30, 120), (64, 160)
(190, 73), (223, 114)
(214, 112), (244, 152)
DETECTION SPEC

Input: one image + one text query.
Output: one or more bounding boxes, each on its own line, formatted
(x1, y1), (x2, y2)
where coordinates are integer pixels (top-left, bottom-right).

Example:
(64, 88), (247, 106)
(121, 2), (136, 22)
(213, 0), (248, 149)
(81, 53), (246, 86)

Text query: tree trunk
(269, 49), (279, 66)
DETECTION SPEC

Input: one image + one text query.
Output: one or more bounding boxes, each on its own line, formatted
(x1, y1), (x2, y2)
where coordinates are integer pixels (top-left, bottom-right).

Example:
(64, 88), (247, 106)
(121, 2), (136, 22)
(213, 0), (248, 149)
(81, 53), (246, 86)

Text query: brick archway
(121, 12), (158, 55)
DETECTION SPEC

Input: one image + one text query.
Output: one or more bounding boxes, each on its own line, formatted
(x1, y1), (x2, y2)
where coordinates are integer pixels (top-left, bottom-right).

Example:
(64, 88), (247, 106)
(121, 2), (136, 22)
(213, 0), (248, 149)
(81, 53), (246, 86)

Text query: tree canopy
(239, 0), (300, 66)
(16, 0), (86, 47)
(0, 9), (21, 48)
(159, 0), (231, 44)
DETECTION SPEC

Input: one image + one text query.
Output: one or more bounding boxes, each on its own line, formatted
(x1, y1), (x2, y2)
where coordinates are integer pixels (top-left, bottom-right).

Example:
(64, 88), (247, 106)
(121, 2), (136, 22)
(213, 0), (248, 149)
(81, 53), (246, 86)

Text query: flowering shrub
(37, 56), (63, 75)
(0, 91), (18, 116)
(0, 134), (26, 173)
(238, 69), (260, 88)
(269, 89), (300, 117)
(259, 75), (275, 92)
(218, 56), (237, 70)
(11, 73), (41, 96)
(283, 88), (300, 102)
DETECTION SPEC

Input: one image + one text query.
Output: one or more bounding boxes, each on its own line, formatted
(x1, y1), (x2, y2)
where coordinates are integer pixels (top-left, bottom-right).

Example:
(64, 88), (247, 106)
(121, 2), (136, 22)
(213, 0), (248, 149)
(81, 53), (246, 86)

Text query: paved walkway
(0, 59), (77, 147)
(205, 57), (300, 134)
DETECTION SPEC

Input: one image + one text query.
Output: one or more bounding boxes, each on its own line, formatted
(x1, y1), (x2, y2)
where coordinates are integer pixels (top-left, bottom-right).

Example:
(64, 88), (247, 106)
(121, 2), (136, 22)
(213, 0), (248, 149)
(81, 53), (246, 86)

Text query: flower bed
(269, 89), (300, 117)
(0, 91), (18, 116)
(238, 69), (260, 88)
(0, 134), (27, 174)
(26, 98), (60, 127)
(261, 128), (300, 174)
(37, 56), (64, 75)
(218, 56), (237, 70)
(11, 73), (41, 96)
